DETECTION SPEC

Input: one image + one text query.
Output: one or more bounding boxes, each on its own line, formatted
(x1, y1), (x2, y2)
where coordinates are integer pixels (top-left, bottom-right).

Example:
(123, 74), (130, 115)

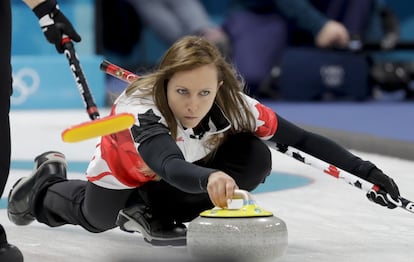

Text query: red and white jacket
(85, 90), (278, 190)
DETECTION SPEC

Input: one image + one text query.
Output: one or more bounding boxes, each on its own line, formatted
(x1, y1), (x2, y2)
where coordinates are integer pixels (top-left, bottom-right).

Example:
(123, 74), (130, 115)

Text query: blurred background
(10, 0), (414, 159)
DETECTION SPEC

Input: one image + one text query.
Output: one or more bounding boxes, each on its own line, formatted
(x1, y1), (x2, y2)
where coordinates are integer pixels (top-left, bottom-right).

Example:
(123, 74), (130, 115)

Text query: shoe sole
(7, 177), (35, 225)
(117, 210), (187, 245)
(34, 152), (67, 170)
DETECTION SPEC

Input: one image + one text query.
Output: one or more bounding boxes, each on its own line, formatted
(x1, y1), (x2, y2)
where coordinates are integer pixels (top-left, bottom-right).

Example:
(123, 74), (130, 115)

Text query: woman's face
(167, 64), (221, 129)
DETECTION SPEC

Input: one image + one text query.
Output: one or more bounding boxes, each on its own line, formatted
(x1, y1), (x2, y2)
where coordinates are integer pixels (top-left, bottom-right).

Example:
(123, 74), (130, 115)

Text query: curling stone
(187, 189), (288, 261)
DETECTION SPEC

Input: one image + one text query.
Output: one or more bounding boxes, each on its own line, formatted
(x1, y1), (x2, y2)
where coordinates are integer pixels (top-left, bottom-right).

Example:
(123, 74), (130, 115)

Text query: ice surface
(1, 110), (413, 262)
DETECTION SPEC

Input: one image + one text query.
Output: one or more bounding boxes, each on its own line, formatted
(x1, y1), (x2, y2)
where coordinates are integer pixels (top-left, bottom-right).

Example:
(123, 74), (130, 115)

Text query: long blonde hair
(125, 36), (256, 146)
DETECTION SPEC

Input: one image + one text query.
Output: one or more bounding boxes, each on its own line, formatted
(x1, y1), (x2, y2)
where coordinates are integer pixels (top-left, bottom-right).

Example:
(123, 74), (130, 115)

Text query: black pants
(0, 0), (12, 197)
(36, 133), (272, 232)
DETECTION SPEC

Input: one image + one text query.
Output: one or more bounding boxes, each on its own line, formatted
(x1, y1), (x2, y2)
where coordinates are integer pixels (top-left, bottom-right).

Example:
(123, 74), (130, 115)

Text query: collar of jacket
(190, 103), (231, 139)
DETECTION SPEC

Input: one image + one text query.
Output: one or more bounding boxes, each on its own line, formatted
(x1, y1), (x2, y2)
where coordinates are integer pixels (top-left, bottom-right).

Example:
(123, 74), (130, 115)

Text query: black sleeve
(268, 114), (376, 178)
(137, 133), (217, 193)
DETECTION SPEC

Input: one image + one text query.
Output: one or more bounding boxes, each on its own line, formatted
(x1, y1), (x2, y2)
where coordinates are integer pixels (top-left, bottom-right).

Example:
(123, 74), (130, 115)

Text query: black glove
(364, 167), (400, 209)
(33, 0), (81, 53)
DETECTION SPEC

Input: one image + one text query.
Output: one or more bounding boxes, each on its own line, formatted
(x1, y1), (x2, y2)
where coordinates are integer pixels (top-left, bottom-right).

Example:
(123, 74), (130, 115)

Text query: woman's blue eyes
(177, 89), (187, 94)
(200, 90), (210, 96)
(177, 89), (210, 96)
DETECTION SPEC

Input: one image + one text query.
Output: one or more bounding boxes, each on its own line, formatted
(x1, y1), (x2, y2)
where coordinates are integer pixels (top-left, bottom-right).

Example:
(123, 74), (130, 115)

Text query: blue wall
(11, 0), (105, 109)
(11, 56), (105, 109)
(11, 0), (95, 55)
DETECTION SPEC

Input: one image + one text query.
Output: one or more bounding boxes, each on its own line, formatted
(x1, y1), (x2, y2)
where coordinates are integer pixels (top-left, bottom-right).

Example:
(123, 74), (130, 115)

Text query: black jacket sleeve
(137, 133), (216, 193)
(268, 114), (377, 178)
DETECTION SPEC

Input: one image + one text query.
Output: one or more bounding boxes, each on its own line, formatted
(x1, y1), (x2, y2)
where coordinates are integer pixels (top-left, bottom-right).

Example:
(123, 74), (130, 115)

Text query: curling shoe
(116, 204), (187, 246)
(8, 151), (67, 226)
(0, 225), (23, 262)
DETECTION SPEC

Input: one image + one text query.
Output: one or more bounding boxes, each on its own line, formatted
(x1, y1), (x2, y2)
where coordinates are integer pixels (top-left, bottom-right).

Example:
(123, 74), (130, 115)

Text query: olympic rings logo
(11, 67), (40, 105)
(320, 65), (344, 88)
